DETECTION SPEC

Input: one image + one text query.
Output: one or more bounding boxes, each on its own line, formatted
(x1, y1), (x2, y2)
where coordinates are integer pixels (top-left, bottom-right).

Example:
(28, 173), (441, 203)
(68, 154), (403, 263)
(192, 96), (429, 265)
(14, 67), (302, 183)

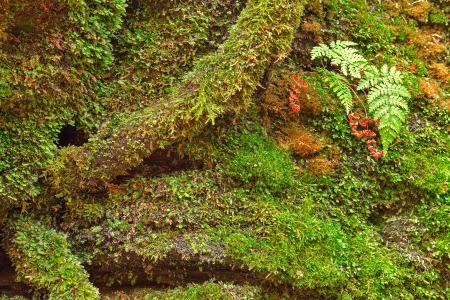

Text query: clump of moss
(5, 216), (99, 299)
(306, 156), (335, 176)
(261, 70), (323, 127)
(405, 0), (432, 22)
(300, 19), (323, 43)
(261, 70), (300, 123)
(224, 131), (296, 193)
(429, 10), (449, 25)
(401, 151), (449, 195)
(429, 63), (450, 83)
(278, 125), (324, 158)
(408, 29), (447, 60)
(325, 0), (394, 55)
(419, 78), (442, 99)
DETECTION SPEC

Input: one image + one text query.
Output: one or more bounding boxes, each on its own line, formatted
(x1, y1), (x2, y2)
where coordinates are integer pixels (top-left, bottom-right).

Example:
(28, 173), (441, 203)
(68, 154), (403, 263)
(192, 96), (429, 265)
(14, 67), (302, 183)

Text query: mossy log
(47, 0), (306, 196)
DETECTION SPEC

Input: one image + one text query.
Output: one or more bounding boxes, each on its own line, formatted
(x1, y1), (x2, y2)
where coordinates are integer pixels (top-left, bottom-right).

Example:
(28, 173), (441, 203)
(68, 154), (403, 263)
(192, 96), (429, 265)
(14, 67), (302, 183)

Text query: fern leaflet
(311, 40), (367, 78)
(318, 68), (353, 114)
(366, 81), (410, 150)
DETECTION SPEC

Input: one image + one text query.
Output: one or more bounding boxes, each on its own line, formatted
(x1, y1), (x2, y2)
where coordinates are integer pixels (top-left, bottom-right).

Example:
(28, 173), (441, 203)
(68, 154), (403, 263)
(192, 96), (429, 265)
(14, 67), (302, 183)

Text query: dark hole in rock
(114, 148), (204, 183)
(57, 125), (89, 147)
(0, 248), (30, 297)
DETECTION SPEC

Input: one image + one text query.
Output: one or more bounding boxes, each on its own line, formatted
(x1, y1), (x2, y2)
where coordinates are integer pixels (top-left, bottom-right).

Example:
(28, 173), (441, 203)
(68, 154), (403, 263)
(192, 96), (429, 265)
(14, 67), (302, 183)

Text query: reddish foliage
(289, 74), (309, 113)
(348, 113), (384, 159)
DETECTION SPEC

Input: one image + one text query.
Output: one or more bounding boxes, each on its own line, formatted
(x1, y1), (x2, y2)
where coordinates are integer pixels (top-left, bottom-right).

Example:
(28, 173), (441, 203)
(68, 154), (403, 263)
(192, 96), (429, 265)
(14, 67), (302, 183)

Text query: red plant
(348, 113), (384, 159)
(289, 74), (308, 113)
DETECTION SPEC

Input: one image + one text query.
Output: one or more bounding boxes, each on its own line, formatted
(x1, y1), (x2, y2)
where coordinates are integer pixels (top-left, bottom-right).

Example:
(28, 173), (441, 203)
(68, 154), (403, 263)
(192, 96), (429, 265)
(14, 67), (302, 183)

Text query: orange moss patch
(306, 156), (334, 176)
(405, 0), (432, 22)
(419, 79), (441, 99)
(262, 72), (322, 123)
(430, 63), (449, 83)
(408, 29), (447, 60)
(407, 62), (418, 73)
(262, 72), (298, 122)
(278, 126), (324, 158)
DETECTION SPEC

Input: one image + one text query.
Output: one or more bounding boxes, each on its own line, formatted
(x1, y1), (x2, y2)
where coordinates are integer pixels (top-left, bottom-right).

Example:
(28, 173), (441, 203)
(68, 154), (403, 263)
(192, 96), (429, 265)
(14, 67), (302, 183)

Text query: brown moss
(405, 0), (432, 22)
(262, 72), (298, 123)
(301, 81), (323, 117)
(429, 63), (449, 83)
(306, 156), (333, 176)
(329, 146), (341, 169)
(384, 0), (402, 17)
(419, 78), (441, 99)
(408, 29), (447, 60)
(301, 20), (323, 43)
(278, 126), (324, 158)
(305, 0), (324, 17)
(262, 71), (322, 124)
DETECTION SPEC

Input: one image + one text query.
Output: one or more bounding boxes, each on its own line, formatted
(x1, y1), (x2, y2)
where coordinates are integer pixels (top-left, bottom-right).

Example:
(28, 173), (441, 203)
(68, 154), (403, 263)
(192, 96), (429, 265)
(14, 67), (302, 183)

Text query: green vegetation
(103, 281), (263, 300)
(312, 41), (410, 151)
(47, 0), (306, 197)
(5, 216), (99, 299)
(224, 131), (296, 193)
(0, 0), (448, 299)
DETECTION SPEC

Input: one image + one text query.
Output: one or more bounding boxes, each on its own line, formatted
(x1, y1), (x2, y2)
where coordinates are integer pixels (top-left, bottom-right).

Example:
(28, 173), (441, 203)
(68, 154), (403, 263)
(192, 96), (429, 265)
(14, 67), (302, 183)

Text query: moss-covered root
(48, 0), (305, 195)
(3, 216), (99, 300)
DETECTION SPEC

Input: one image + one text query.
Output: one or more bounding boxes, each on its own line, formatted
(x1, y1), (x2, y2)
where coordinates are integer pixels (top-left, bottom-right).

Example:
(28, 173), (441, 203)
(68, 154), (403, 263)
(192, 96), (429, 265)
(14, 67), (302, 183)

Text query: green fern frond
(367, 82), (410, 151)
(378, 107), (407, 149)
(311, 40), (367, 78)
(318, 68), (353, 113)
(311, 41), (411, 153)
(358, 65), (403, 90)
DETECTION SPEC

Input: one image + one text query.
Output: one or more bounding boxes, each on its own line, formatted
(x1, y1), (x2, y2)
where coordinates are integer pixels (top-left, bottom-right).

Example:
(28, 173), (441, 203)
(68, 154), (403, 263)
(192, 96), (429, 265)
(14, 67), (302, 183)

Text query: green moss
(5, 216), (99, 299)
(224, 131), (295, 193)
(417, 195), (449, 261)
(429, 11), (449, 25)
(401, 152), (449, 194)
(102, 281), (263, 300)
(48, 0), (306, 195)
(61, 0), (127, 69)
(103, 0), (242, 112)
(58, 162), (446, 299)
(325, 0), (394, 55)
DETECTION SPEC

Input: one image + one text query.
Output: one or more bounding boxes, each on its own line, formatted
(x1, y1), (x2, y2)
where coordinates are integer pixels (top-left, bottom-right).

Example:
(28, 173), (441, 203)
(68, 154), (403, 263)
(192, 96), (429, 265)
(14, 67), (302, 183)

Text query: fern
(363, 67), (409, 150)
(366, 81), (410, 150)
(318, 68), (353, 114)
(357, 64), (403, 90)
(311, 41), (411, 152)
(311, 40), (367, 78)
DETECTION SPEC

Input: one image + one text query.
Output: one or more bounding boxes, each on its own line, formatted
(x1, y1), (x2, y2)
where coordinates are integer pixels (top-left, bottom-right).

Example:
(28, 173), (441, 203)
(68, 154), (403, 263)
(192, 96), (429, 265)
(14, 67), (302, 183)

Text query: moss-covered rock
(47, 0), (306, 196)
(4, 216), (99, 299)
